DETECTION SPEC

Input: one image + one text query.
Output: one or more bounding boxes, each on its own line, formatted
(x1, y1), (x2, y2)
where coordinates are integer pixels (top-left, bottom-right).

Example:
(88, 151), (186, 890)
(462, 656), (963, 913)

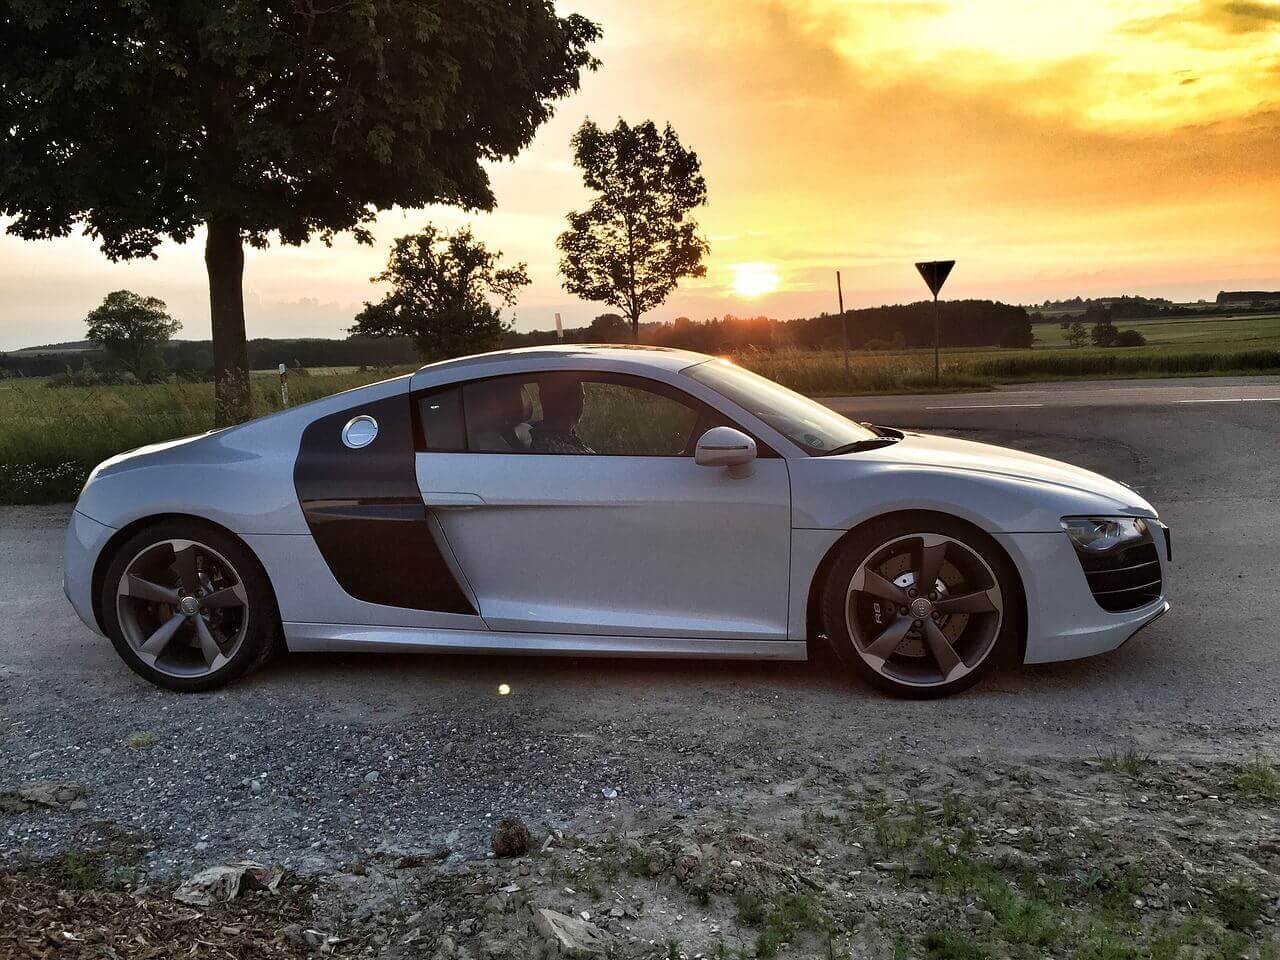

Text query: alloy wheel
(115, 538), (250, 679)
(844, 532), (1004, 690)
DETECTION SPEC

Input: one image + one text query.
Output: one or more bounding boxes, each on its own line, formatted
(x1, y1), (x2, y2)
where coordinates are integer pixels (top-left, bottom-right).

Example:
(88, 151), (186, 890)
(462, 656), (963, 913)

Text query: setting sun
(729, 262), (781, 299)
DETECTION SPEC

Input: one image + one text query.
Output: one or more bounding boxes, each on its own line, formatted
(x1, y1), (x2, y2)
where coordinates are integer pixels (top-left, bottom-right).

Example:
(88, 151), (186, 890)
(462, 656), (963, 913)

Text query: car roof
(413, 344), (715, 377)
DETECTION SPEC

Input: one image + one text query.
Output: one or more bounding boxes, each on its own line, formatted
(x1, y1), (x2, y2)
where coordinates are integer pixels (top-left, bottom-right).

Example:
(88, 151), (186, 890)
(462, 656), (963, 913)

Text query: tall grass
(734, 347), (992, 395)
(0, 369), (410, 504)
(2, 341), (1278, 505)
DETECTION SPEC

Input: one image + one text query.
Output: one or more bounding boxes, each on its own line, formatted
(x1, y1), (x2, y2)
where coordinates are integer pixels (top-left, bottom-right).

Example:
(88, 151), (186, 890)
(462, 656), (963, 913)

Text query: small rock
(491, 816), (530, 857)
(0, 781), (88, 813)
(601, 788), (618, 799)
(533, 908), (613, 958)
(364, 771), (380, 784)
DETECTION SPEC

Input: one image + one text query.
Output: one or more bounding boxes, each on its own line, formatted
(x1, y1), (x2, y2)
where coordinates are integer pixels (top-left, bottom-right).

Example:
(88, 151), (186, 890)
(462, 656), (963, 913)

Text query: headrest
(538, 375), (584, 421)
(472, 379), (532, 423)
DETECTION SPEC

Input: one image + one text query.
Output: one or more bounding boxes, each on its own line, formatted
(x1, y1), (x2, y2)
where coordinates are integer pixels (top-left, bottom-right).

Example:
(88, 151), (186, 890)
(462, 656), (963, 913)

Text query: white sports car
(63, 346), (1170, 698)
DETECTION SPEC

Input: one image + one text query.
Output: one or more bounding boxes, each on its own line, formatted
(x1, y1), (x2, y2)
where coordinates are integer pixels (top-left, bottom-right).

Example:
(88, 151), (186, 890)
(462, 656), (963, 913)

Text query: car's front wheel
(821, 514), (1018, 698)
(101, 521), (277, 692)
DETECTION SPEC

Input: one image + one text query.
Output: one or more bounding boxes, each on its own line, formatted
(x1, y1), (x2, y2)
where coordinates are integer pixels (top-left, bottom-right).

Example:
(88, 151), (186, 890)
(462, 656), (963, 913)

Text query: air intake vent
(1076, 541), (1163, 612)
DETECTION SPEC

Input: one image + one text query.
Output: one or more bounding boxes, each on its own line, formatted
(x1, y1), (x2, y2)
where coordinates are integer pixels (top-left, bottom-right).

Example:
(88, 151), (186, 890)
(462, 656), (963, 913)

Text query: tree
(1114, 328), (1147, 347)
(1066, 321), (1089, 348)
(0, 2), (598, 424)
(1091, 319), (1120, 347)
(588, 313), (630, 340)
(85, 291), (181, 380)
(1000, 315), (1034, 348)
(557, 119), (708, 339)
(350, 226), (529, 362)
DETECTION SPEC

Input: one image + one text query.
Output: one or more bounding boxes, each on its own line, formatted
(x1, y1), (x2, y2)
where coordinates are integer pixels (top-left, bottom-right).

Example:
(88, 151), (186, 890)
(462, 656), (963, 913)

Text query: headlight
(1060, 516), (1151, 553)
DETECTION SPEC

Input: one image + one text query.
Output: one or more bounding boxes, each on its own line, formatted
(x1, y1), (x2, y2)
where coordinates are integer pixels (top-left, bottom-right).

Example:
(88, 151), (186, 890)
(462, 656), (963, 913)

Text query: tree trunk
(204, 218), (252, 425)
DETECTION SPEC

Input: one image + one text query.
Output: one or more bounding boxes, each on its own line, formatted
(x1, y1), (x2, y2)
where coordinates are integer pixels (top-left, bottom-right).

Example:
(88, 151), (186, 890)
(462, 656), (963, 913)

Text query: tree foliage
(1091, 318), (1120, 347)
(0, 0), (599, 421)
(85, 291), (181, 379)
(557, 119), (708, 337)
(1066, 321), (1089, 348)
(350, 226), (529, 362)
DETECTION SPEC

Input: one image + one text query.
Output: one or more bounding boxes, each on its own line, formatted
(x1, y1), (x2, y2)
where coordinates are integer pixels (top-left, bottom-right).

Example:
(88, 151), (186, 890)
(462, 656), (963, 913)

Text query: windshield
(685, 359), (877, 455)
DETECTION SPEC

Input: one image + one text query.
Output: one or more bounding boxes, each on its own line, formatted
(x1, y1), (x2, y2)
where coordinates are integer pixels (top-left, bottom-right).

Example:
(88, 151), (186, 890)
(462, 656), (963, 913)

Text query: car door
(413, 370), (792, 640)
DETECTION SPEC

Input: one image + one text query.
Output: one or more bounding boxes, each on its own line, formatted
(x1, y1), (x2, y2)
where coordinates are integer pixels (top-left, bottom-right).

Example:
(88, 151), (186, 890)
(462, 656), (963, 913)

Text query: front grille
(1076, 540), (1163, 612)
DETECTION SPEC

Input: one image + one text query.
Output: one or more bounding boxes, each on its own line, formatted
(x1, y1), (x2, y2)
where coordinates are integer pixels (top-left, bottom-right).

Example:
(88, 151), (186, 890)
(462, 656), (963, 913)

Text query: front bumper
(994, 528), (1170, 664)
(64, 509), (116, 637)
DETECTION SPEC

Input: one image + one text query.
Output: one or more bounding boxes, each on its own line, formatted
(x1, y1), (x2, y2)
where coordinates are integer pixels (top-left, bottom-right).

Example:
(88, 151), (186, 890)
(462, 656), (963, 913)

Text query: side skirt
(284, 622), (809, 661)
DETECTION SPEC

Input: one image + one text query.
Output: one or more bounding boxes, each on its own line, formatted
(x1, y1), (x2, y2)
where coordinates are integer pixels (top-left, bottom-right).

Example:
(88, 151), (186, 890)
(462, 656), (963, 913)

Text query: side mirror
(695, 426), (757, 478)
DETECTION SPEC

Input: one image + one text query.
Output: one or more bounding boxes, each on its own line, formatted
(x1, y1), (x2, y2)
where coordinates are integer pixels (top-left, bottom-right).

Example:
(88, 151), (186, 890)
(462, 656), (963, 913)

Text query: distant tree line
(2, 297), (1035, 379)
(1, 336), (420, 379)
(505, 300), (1034, 353)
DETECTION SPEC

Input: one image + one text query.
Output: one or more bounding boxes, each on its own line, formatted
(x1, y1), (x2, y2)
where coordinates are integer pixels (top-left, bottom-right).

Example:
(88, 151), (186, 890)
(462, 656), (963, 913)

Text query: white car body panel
(62, 345), (1171, 678)
(418, 453), (792, 638)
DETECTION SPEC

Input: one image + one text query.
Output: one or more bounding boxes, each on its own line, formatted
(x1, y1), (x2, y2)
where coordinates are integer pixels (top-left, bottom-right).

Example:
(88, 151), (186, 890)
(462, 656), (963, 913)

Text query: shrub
(1114, 329), (1146, 347)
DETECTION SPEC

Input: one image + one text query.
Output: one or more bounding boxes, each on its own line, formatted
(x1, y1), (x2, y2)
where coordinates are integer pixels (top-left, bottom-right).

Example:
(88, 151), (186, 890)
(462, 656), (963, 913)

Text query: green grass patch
(923, 847), (1061, 947)
(753, 893), (828, 959)
(124, 730), (156, 750)
(1230, 755), (1280, 802)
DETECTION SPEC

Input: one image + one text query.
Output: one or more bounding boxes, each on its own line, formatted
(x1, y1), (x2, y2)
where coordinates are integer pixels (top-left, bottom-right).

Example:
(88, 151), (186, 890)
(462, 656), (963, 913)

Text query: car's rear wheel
(101, 521), (277, 692)
(821, 514), (1018, 698)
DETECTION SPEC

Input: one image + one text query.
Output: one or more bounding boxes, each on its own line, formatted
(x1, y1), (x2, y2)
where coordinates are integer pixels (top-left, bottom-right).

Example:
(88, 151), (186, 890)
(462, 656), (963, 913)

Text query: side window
(576, 380), (700, 456)
(419, 372), (749, 457)
(417, 386), (465, 451)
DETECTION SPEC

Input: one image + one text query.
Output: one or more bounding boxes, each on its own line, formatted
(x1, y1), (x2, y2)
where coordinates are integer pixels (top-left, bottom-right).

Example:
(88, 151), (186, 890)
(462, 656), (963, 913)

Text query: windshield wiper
(819, 436), (901, 456)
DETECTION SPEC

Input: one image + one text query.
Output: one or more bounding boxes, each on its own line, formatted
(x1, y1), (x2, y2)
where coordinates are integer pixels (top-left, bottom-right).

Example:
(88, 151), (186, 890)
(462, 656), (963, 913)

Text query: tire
(820, 512), (1020, 699)
(100, 519), (278, 692)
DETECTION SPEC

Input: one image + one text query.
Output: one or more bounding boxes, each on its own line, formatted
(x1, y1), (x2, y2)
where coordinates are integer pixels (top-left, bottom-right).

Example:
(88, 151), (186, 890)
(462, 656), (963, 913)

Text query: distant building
(1217, 290), (1280, 305)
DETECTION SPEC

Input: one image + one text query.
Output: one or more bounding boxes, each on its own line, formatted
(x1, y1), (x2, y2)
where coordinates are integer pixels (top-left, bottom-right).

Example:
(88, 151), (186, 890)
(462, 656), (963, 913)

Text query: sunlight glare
(730, 262), (781, 299)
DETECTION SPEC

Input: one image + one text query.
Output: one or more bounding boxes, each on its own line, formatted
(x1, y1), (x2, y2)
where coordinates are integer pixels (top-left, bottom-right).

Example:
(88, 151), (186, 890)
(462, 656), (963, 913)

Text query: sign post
(278, 363), (289, 408)
(836, 271), (849, 386)
(914, 260), (955, 385)
(554, 312), (564, 341)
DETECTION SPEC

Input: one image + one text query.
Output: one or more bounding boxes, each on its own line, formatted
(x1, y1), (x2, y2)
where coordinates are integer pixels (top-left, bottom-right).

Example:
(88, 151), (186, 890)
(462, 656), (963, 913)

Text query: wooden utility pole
(837, 271), (849, 385)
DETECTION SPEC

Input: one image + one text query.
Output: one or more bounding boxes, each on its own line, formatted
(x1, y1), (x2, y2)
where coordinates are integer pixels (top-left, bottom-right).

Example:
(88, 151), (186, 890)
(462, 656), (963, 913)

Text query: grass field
(1030, 312), (1280, 348)
(2, 313), (1279, 504)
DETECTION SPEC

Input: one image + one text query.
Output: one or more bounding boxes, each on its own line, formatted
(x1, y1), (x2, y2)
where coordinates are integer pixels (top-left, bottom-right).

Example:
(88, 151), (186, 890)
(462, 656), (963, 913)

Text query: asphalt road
(1, 375), (1277, 869)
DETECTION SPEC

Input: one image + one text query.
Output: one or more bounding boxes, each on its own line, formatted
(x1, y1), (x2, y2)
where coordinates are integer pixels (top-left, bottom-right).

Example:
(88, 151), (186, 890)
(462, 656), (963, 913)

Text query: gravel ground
(2, 379), (1279, 956)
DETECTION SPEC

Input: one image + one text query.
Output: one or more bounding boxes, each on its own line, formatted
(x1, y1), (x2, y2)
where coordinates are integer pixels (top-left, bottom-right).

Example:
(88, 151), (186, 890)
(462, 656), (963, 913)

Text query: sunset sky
(3, 0), (1280, 350)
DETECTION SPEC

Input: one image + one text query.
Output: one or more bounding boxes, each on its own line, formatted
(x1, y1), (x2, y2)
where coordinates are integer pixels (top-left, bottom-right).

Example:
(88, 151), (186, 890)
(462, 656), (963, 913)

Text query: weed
(940, 791), (968, 828)
(1078, 861), (1147, 917)
(922, 930), (988, 960)
(1212, 880), (1262, 931)
(125, 731), (156, 750)
(1098, 747), (1153, 777)
(39, 850), (128, 891)
(1074, 926), (1139, 960)
(753, 893), (828, 959)
(1231, 755), (1280, 802)
(922, 847), (1059, 946)
(735, 891), (765, 926)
